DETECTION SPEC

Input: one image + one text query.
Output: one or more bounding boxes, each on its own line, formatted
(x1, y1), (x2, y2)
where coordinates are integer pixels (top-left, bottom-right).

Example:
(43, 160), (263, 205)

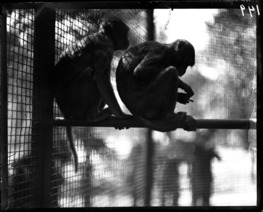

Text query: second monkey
(116, 39), (197, 132)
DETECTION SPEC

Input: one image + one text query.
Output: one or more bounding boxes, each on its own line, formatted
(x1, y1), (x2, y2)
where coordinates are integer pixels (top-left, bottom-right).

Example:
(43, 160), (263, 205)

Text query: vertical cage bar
(145, 129), (154, 206)
(0, 7), (8, 210)
(32, 6), (55, 207)
(144, 9), (155, 207)
(256, 6), (262, 208)
(146, 9), (155, 41)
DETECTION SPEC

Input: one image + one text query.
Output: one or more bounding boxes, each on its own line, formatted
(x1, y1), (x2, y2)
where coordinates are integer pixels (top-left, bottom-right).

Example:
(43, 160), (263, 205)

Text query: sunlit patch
(198, 65), (219, 80)
(59, 196), (84, 207)
(155, 9), (219, 51)
(152, 131), (169, 145)
(62, 164), (81, 182)
(75, 139), (87, 163)
(105, 135), (132, 159)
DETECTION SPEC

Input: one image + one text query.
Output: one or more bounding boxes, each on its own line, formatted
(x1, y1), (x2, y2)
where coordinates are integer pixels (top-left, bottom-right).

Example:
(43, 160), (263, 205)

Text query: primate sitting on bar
(53, 18), (131, 172)
(116, 39), (197, 132)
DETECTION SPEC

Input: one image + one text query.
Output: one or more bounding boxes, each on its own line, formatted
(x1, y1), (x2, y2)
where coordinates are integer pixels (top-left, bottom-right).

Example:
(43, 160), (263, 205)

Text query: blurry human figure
(191, 143), (221, 206)
(161, 158), (181, 206)
(10, 155), (64, 208)
(128, 142), (146, 206)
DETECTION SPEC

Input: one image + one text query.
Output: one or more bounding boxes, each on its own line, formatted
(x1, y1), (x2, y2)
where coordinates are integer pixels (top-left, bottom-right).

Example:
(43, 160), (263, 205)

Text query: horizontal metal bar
(196, 119), (256, 129)
(3, 1), (252, 10)
(53, 118), (257, 130)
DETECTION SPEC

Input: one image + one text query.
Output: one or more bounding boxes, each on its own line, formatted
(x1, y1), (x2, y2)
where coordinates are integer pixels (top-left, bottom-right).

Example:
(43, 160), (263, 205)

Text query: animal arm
(178, 79), (187, 90)
(178, 79), (194, 97)
(93, 51), (124, 117)
(92, 49), (111, 78)
(96, 78), (124, 117)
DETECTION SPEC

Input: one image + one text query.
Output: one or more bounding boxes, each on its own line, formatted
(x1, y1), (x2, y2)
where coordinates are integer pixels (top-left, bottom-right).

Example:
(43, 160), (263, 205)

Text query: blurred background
(2, 7), (257, 208)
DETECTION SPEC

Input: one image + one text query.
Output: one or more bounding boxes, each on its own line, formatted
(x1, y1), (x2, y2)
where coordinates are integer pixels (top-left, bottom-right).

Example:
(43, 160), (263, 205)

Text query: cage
(0, 1), (260, 209)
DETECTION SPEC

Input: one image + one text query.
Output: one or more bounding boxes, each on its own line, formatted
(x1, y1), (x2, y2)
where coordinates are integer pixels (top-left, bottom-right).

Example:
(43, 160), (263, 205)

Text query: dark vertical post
(32, 6), (55, 207)
(84, 155), (92, 207)
(145, 129), (154, 206)
(144, 8), (155, 207)
(146, 9), (155, 41)
(256, 9), (262, 208)
(0, 7), (8, 210)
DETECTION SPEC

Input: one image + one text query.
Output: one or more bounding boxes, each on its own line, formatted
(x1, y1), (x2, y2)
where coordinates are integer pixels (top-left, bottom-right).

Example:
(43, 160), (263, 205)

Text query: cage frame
(1, 1), (261, 209)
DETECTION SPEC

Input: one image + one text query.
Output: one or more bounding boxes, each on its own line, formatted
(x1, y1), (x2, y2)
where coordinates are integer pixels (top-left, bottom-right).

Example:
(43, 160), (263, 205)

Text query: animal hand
(178, 93), (193, 104)
(115, 126), (130, 130)
(183, 115), (197, 131)
(113, 113), (133, 130)
(183, 84), (194, 98)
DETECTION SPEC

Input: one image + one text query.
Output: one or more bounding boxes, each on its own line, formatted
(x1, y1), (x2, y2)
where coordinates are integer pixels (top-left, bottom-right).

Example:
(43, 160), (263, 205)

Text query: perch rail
(53, 118), (257, 130)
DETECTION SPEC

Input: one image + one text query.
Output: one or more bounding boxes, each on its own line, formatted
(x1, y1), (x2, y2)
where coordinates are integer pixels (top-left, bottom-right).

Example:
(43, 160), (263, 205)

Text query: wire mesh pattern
(1, 6), (258, 209)
(52, 9), (148, 207)
(150, 10), (257, 206)
(5, 9), (36, 208)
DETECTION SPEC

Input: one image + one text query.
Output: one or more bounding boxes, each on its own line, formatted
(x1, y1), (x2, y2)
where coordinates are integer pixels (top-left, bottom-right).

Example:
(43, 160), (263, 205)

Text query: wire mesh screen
(151, 129), (256, 206)
(2, 6), (258, 209)
(151, 8), (257, 206)
(5, 9), (36, 207)
(52, 9), (149, 207)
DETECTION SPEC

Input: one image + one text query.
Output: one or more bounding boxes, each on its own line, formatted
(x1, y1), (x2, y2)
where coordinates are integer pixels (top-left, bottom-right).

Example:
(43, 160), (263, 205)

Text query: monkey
(116, 39), (197, 132)
(53, 18), (131, 172)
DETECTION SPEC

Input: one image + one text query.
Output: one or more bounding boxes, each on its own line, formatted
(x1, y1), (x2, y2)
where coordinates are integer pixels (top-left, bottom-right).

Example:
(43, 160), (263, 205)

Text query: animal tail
(66, 125), (79, 172)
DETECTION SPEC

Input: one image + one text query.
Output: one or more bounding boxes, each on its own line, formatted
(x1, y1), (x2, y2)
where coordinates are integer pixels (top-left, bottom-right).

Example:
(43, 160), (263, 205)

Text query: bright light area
(155, 9), (219, 51)
(105, 135), (133, 159)
(155, 9), (222, 82)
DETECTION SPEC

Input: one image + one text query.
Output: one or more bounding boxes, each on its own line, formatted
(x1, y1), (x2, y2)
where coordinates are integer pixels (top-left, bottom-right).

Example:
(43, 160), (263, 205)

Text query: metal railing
(53, 118), (257, 130)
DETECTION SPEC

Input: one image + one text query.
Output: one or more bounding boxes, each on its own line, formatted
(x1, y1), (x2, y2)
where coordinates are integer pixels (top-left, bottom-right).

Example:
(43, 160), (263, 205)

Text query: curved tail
(66, 126), (79, 172)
